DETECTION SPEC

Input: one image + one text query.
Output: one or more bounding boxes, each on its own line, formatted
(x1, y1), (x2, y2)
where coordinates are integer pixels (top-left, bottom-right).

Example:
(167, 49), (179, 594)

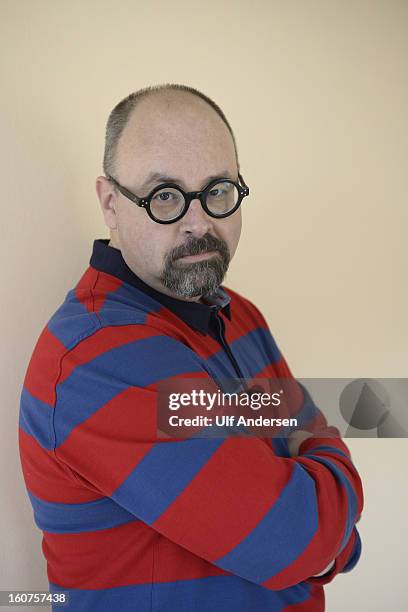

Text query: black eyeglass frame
(106, 172), (250, 224)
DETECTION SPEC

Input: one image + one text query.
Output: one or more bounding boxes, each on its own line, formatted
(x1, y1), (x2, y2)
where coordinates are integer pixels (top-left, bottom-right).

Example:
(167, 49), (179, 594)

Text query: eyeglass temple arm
(106, 174), (145, 206)
(238, 172), (249, 195)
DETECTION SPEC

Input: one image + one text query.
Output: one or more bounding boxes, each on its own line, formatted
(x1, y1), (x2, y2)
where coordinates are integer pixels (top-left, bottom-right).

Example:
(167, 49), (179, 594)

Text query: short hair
(103, 83), (239, 178)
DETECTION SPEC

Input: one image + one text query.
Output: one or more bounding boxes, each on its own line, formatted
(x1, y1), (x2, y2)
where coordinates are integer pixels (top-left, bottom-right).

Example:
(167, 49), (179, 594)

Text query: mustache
(171, 234), (230, 261)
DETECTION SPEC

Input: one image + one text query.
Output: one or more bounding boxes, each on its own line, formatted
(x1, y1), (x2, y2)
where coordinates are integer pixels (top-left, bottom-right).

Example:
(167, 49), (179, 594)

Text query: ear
(95, 176), (118, 230)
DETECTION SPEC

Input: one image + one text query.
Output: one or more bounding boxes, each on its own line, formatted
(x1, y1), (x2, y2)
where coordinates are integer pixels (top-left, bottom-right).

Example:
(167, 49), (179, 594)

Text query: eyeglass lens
(149, 181), (240, 221)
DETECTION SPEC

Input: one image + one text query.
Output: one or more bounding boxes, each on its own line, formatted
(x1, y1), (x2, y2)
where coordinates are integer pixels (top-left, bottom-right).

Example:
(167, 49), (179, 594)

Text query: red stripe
(335, 526), (358, 573)
(155, 536), (228, 582)
(44, 521), (155, 588)
(56, 386), (157, 495)
(154, 437), (293, 560)
(224, 288), (268, 344)
(304, 527), (358, 587)
(74, 267), (98, 313)
(75, 268), (123, 314)
(19, 428), (101, 503)
(93, 271), (123, 313)
(44, 520), (229, 589)
(23, 326), (66, 406)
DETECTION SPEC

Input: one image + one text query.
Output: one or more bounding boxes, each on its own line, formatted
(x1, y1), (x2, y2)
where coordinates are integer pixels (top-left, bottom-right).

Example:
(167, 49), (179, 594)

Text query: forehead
(116, 93), (237, 183)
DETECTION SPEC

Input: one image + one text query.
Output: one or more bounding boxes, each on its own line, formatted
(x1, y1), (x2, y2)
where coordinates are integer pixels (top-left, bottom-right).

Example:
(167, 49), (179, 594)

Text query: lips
(177, 251), (218, 262)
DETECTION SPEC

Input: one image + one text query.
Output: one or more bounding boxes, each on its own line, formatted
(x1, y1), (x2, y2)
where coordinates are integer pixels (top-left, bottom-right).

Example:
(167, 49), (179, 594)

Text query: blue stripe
(231, 328), (281, 377)
(96, 283), (163, 326)
(46, 282), (162, 350)
(19, 388), (53, 449)
(50, 574), (312, 612)
(27, 490), (137, 533)
(112, 438), (225, 524)
(205, 327), (281, 381)
(310, 445), (350, 461)
(342, 527), (362, 573)
(292, 382), (321, 431)
(54, 336), (205, 446)
(216, 462), (318, 583)
(304, 453), (358, 552)
(205, 348), (241, 379)
(271, 437), (291, 457)
(47, 291), (100, 349)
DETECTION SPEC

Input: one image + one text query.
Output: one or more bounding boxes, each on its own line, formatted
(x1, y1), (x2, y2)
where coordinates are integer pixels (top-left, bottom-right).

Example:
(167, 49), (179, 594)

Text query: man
(19, 84), (363, 611)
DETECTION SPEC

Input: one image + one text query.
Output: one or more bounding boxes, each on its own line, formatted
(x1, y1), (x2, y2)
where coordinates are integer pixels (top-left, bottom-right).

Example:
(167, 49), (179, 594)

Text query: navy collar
(90, 239), (231, 335)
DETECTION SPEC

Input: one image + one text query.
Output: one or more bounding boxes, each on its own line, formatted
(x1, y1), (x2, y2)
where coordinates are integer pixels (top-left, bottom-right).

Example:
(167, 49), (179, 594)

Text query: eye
(209, 186), (227, 198)
(155, 192), (173, 202)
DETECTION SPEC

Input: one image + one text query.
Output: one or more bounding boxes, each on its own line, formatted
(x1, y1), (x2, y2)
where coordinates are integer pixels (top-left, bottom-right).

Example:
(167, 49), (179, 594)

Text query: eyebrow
(139, 171), (235, 192)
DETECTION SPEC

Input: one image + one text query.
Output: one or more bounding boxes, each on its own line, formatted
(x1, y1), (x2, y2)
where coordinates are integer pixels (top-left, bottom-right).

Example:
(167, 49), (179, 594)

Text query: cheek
(226, 210), (242, 256)
(115, 208), (153, 266)
(235, 210), (243, 239)
(119, 216), (144, 256)
(119, 216), (176, 274)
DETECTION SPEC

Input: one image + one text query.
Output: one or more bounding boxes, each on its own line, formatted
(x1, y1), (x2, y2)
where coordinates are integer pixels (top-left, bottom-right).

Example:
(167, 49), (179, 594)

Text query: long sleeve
(50, 328), (363, 592)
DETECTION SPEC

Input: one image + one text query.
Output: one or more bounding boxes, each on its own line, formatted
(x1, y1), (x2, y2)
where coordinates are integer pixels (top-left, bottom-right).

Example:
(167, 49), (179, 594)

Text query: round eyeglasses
(106, 173), (250, 224)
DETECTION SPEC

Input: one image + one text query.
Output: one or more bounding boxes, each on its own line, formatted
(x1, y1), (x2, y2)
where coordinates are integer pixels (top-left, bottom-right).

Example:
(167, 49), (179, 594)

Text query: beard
(159, 233), (230, 298)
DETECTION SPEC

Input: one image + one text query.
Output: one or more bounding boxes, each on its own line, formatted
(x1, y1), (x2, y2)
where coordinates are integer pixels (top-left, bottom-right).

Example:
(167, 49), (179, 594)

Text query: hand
(287, 429), (314, 456)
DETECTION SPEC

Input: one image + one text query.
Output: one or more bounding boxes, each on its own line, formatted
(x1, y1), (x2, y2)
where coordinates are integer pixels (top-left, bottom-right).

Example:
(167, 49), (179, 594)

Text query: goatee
(160, 233), (230, 298)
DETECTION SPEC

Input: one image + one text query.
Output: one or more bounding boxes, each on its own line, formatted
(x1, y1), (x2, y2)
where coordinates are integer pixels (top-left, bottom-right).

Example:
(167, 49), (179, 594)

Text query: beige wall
(1, 1), (407, 609)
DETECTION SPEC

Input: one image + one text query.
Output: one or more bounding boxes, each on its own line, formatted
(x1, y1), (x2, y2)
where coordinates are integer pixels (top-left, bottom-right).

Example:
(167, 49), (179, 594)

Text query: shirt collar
(89, 239), (231, 335)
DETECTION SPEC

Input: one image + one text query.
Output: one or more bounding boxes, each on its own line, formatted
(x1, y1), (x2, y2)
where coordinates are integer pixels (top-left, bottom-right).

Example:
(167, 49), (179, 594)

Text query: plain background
(1, 1), (407, 610)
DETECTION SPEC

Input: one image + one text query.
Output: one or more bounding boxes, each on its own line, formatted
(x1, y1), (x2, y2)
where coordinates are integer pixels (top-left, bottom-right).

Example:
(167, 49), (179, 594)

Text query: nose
(179, 197), (213, 238)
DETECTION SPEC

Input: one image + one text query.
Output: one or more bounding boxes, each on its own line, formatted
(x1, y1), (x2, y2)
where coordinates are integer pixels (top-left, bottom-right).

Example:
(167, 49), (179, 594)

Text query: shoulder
(46, 265), (195, 349)
(23, 268), (205, 406)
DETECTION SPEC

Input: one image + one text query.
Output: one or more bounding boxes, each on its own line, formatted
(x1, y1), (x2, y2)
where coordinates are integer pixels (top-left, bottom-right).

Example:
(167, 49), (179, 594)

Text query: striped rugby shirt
(19, 238), (363, 611)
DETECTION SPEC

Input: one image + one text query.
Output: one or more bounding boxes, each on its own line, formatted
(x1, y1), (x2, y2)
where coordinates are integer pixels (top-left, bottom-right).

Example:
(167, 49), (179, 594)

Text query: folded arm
(53, 331), (363, 590)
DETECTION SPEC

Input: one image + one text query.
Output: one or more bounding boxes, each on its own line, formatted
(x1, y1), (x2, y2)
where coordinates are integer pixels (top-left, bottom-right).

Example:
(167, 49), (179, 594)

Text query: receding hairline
(127, 88), (225, 118)
(103, 83), (239, 178)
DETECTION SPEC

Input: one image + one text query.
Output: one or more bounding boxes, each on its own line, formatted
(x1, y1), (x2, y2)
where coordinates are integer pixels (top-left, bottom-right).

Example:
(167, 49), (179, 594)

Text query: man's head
(96, 84), (244, 302)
